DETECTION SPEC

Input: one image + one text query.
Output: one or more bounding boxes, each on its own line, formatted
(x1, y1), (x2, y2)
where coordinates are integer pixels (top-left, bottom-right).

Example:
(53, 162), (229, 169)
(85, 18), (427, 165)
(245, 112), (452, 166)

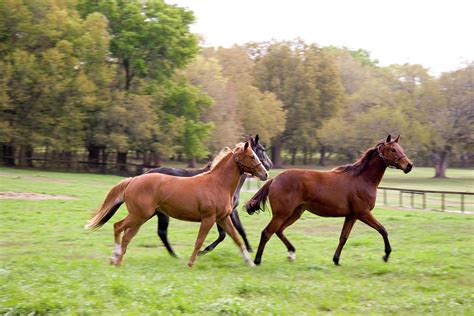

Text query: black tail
(246, 179), (273, 215)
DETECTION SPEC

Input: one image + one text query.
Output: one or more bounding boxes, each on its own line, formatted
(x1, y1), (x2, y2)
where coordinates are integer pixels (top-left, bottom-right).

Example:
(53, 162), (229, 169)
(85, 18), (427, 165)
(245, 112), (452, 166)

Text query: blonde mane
(210, 147), (232, 170)
(210, 143), (245, 171)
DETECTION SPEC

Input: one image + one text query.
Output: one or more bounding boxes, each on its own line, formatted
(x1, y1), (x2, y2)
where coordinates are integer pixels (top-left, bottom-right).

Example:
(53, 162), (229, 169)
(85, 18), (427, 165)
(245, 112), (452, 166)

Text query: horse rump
(246, 179), (273, 215)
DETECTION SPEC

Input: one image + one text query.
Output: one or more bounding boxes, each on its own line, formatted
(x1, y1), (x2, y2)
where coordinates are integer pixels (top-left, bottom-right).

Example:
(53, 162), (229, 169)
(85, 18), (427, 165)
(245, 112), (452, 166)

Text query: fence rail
(243, 179), (474, 214)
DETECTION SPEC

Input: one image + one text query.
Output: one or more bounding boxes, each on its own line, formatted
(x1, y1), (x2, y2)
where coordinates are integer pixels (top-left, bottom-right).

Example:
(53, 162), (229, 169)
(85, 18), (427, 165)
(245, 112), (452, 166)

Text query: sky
(167, 0), (474, 76)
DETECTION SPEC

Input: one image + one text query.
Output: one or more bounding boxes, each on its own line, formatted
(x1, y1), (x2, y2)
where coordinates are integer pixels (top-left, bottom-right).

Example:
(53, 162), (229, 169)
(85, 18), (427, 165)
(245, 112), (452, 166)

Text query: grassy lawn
(1, 167), (473, 314)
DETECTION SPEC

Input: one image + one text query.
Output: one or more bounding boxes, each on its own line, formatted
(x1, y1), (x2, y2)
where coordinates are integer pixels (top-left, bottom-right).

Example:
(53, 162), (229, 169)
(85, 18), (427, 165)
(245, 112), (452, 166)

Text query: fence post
(441, 193), (445, 211)
(384, 189), (387, 205)
(399, 191), (403, 207)
(411, 192), (414, 208)
(423, 193), (426, 210)
(461, 194), (464, 213)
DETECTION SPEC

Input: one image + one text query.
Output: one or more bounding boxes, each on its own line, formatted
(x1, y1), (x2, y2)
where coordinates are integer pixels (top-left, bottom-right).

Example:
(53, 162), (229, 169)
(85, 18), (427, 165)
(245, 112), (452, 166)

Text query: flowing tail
(246, 179), (273, 215)
(84, 177), (133, 230)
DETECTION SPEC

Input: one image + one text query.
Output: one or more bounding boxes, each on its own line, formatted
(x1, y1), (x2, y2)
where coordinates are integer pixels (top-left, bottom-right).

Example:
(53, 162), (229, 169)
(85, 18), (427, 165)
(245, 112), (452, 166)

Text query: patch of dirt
(0, 172), (69, 183)
(0, 192), (77, 200)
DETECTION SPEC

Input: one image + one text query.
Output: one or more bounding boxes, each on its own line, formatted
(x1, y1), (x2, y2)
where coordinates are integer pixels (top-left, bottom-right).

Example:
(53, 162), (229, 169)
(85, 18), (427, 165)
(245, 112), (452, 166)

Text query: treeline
(0, 1), (472, 177)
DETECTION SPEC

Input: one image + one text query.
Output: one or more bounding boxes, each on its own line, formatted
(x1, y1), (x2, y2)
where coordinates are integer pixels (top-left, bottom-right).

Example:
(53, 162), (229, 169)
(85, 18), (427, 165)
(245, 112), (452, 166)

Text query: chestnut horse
(246, 135), (413, 266)
(147, 135), (272, 257)
(86, 141), (268, 267)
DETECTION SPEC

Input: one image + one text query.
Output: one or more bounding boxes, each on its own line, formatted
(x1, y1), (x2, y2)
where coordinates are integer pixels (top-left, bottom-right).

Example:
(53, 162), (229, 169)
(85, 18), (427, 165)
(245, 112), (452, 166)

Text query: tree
(77, 0), (198, 90)
(159, 76), (213, 167)
(429, 64), (474, 177)
(252, 40), (344, 166)
(183, 54), (242, 153)
(0, 1), (111, 166)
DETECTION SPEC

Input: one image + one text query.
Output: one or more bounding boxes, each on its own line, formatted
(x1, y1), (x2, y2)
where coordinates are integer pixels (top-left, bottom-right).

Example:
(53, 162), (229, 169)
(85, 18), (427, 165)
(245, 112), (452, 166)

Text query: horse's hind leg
(115, 223), (143, 266)
(110, 217), (129, 265)
(188, 216), (215, 267)
(358, 212), (391, 262)
(217, 216), (254, 266)
(156, 211), (177, 257)
(254, 216), (287, 265)
(332, 216), (357, 266)
(276, 206), (304, 262)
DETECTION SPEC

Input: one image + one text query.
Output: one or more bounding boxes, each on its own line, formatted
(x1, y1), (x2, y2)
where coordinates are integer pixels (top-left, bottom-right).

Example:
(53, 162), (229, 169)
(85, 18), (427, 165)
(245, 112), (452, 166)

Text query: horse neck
(210, 153), (242, 192)
(360, 154), (387, 187)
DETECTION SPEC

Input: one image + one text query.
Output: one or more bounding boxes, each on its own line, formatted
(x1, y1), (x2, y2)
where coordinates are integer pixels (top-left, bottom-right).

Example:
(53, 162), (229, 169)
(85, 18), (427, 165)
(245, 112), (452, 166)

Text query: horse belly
(304, 199), (350, 217)
(159, 203), (202, 222)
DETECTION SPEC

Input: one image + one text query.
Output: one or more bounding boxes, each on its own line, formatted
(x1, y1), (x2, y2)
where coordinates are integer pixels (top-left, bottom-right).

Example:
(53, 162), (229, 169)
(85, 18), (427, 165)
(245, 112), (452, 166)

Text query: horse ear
(255, 134), (259, 144)
(244, 141), (249, 150)
(386, 135), (392, 143)
(394, 135), (400, 143)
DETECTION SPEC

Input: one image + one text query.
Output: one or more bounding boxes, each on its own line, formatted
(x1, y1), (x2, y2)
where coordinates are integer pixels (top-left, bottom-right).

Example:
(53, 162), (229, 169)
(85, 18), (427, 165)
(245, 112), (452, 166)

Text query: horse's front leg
(332, 215), (357, 265)
(358, 212), (392, 262)
(188, 216), (215, 267)
(198, 225), (226, 256)
(230, 209), (252, 252)
(217, 216), (254, 267)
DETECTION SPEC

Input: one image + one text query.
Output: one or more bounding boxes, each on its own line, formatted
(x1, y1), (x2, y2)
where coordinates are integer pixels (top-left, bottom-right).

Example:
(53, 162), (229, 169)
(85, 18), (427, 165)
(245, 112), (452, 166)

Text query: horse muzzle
(256, 170), (269, 181)
(404, 163), (413, 174)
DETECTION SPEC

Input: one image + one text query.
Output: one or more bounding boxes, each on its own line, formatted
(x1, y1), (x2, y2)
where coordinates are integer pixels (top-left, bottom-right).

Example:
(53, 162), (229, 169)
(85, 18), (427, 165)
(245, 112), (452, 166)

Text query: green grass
(1, 167), (473, 314)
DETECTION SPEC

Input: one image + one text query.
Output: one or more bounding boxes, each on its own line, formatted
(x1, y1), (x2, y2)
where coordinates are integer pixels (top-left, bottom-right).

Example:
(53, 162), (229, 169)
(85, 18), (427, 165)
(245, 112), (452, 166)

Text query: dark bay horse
(147, 135), (272, 257)
(86, 141), (268, 267)
(246, 135), (413, 265)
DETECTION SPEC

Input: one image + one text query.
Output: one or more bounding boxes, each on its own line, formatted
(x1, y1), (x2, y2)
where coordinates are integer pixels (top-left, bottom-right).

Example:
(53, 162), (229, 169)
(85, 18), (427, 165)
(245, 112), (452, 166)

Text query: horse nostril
(405, 163), (413, 173)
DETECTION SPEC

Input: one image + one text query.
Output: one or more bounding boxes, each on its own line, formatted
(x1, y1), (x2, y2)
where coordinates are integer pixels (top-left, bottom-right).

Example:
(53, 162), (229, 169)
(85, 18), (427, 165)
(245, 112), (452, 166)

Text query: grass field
(1, 166), (473, 314)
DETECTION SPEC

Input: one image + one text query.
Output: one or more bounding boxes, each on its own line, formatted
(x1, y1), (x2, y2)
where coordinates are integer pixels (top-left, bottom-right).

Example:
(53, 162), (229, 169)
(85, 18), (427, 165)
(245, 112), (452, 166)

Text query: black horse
(146, 135), (273, 257)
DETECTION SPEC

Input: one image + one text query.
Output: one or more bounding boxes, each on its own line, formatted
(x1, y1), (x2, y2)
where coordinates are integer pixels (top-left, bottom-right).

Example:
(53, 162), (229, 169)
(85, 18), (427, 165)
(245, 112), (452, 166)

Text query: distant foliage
(0, 2), (472, 173)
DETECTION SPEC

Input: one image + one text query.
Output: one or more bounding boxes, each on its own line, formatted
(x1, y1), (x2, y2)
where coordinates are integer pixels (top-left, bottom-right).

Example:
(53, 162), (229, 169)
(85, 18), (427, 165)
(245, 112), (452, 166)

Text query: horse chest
(350, 189), (377, 212)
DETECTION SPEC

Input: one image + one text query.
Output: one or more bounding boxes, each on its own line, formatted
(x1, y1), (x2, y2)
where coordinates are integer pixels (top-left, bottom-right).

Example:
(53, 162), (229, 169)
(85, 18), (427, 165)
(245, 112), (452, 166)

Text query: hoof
(187, 262), (194, 268)
(247, 260), (256, 267)
(333, 257), (340, 266)
(247, 248), (253, 253)
(197, 250), (208, 257)
(254, 259), (261, 266)
(287, 251), (296, 262)
(383, 255), (389, 262)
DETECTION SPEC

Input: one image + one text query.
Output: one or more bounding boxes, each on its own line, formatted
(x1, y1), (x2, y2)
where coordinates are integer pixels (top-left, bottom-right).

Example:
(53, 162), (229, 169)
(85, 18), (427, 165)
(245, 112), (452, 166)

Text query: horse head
(246, 134), (273, 171)
(377, 135), (414, 174)
(233, 141), (269, 181)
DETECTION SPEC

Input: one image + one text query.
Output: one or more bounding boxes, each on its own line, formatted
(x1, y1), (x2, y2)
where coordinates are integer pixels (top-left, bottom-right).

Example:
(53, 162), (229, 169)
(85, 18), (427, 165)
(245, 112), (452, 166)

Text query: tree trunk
(188, 157), (196, 168)
(151, 151), (161, 167)
(101, 148), (108, 173)
(432, 150), (449, 178)
(24, 146), (33, 167)
(271, 138), (283, 168)
(303, 146), (308, 165)
(19, 145), (29, 167)
(87, 145), (101, 165)
(2, 144), (16, 166)
(117, 151), (128, 174)
(319, 146), (326, 166)
(290, 148), (297, 165)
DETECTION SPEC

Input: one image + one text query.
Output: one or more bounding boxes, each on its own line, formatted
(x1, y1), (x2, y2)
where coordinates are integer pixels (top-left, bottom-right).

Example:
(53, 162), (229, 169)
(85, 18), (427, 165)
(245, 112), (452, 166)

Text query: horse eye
(391, 148), (396, 152)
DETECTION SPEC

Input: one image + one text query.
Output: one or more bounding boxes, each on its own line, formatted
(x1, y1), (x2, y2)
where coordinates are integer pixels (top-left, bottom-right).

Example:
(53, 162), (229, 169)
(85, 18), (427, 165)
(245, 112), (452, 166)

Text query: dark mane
(332, 142), (383, 175)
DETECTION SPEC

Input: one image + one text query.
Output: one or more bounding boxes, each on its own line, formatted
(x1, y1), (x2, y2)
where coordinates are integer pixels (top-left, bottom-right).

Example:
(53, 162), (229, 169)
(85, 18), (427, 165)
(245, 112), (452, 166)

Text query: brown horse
(246, 135), (413, 266)
(86, 141), (268, 267)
